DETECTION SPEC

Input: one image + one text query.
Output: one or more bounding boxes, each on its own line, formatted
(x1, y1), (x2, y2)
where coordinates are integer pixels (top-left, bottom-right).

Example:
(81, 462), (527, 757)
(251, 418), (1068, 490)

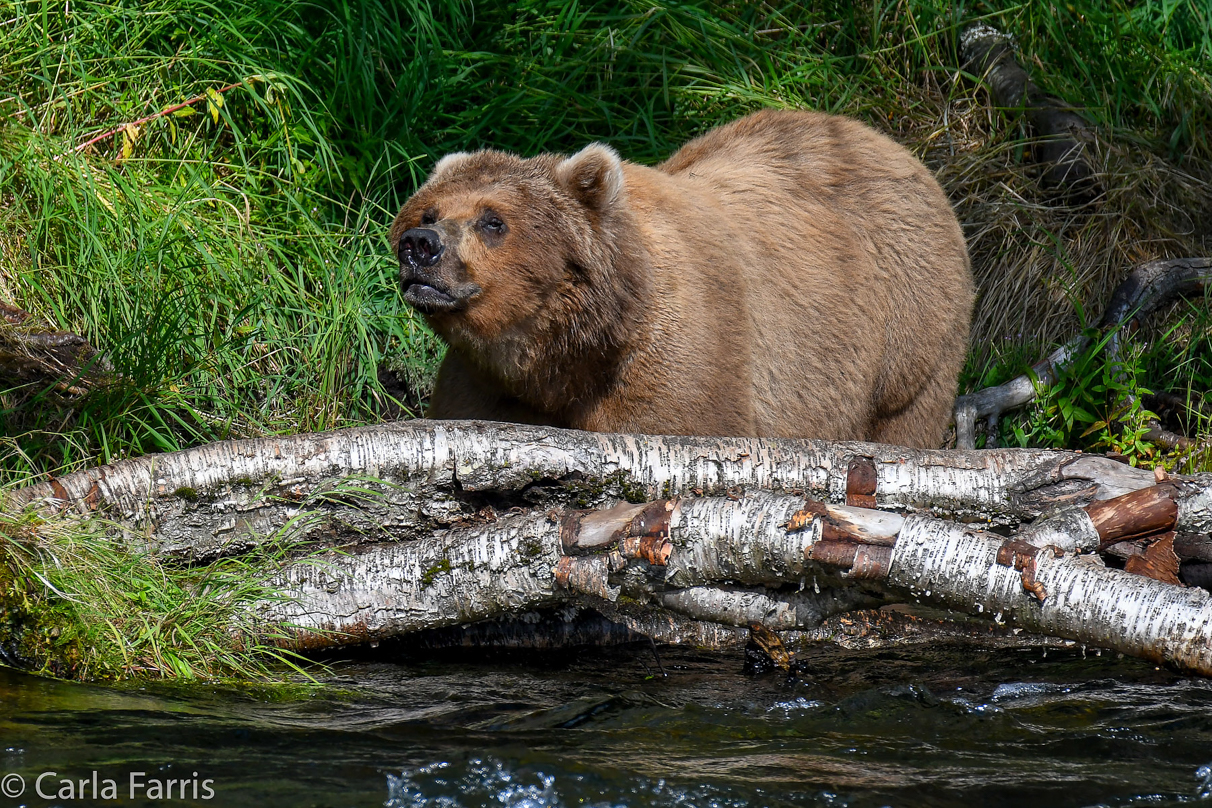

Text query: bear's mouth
(404, 280), (457, 311)
(401, 271), (478, 315)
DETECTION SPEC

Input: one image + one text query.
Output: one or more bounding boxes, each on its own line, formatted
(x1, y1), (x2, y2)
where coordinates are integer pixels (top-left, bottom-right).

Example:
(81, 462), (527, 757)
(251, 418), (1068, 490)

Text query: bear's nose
(398, 228), (444, 268)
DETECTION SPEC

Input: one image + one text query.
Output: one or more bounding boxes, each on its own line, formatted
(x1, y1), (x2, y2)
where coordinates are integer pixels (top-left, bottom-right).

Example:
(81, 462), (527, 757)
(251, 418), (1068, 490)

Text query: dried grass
(894, 75), (1211, 361)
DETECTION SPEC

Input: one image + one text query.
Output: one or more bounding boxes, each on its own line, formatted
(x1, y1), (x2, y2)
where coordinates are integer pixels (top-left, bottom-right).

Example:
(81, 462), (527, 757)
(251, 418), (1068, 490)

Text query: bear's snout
(398, 228), (444, 268)
(398, 227), (482, 315)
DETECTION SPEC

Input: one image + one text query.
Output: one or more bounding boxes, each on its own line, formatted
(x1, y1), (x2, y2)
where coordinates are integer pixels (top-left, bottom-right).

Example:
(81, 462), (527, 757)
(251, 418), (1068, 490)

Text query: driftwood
(954, 257), (1212, 450)
(264, 482), (1212, 675)
(960, 22), (1100, 203)
(11, 420), (1157, 555)
(0, 302), (105, 396)
(11, 420), (1212, 674)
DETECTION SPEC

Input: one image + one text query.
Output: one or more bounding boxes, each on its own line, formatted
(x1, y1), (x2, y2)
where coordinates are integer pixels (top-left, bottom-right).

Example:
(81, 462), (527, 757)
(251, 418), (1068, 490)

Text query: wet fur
(390, 109), (974, 448)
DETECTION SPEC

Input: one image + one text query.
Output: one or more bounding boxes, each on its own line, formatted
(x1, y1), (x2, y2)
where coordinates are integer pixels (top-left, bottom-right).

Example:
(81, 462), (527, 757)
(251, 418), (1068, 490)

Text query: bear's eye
(479, 213), (507, 235)
(421, 209), (438, 226)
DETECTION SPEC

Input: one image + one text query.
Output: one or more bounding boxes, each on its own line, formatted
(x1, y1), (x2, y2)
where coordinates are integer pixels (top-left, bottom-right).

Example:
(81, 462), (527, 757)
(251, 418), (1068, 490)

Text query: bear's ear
(429, 152), (473, 183)
(556, 143), (624, 211)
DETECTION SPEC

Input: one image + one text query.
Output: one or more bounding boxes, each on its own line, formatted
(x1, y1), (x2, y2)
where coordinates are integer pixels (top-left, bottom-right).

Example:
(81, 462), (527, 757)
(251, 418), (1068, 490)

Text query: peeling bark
(254, 478), (1212, 674)
(11, 420), (1157, 562)
(12, 422), (1212, 674)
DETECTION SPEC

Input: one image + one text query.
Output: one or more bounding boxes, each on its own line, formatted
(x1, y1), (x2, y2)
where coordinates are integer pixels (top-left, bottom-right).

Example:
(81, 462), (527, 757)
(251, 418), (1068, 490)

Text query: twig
(70, 81), (243, 155)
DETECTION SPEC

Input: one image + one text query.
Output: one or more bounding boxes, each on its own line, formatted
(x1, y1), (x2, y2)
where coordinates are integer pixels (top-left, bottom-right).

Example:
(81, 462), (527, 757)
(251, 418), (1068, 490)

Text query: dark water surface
(3, 642), (1212, 808)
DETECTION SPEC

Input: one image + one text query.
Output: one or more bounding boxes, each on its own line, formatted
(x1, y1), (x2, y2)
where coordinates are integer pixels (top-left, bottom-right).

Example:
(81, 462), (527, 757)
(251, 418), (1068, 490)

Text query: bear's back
(651, 109), (973, 444)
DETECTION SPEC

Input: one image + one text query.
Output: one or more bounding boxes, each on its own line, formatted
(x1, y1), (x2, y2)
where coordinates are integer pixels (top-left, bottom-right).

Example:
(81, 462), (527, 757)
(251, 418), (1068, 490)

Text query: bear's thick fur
(390, 109), (973, 448)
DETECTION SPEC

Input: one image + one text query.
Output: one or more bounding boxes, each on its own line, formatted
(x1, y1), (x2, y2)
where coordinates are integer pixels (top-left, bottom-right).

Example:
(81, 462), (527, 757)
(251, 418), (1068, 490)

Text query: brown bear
(390, 109), (973, 448)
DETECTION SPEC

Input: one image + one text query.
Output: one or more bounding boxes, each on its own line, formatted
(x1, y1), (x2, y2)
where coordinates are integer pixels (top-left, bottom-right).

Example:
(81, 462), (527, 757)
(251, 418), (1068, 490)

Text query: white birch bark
(1179, 474), (1212, 534)
(654, 585), (880, 630)
(265, 494), (878, 646)
(264, 512), (565, 645)
(887, 515), (1212, 674)
(1012, 508), (1101, 552)
(9, 421), (1210, 672)
(258, 485), (1212, 673)
(10, 420), (1154, 560)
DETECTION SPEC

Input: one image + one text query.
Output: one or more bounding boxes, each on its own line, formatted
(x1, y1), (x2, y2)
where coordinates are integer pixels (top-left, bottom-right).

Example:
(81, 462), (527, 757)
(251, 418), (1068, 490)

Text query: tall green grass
(1, 0), (1209, 481)
(0, 494), (313, 680)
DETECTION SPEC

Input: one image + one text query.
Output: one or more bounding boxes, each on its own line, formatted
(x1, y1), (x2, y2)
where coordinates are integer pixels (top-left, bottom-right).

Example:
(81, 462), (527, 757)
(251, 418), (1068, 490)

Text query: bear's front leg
(426, 350), (556, 426)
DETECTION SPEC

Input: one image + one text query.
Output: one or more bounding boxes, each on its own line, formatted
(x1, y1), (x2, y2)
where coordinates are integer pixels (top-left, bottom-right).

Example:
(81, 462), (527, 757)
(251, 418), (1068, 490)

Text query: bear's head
(390, 144), (648, 405)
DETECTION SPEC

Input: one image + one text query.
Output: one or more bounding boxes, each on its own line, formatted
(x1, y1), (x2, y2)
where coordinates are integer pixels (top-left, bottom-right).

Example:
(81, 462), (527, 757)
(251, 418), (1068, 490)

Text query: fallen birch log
(10, 421), (1212, 673)
(12, 420), (1154, 564)
(265, 478), (1212, 674)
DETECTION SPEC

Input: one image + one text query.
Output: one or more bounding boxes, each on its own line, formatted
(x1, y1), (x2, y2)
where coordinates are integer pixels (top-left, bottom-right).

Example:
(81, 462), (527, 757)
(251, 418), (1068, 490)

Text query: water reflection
(2, 642), (1212, 807)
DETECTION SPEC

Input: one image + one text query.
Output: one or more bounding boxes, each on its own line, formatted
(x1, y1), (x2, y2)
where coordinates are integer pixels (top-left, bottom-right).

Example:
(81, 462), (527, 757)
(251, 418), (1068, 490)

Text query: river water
(2, 641), (1212, 807)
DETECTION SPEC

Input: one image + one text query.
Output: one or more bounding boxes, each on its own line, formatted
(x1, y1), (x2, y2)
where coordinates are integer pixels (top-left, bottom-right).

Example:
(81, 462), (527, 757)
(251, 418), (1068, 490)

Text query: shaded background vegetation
(1, 0), (1210, 480)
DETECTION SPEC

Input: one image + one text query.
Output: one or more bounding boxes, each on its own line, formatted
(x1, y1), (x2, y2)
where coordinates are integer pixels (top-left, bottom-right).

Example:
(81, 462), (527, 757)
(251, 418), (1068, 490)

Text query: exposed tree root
(960, 22), (1101, 203)
(954, 257), (1212, 450)
(0, 303), (105, 397)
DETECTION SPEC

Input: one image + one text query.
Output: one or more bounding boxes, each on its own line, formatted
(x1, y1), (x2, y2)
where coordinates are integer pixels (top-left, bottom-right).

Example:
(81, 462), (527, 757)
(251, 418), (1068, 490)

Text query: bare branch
(954, 258), (1212, 449)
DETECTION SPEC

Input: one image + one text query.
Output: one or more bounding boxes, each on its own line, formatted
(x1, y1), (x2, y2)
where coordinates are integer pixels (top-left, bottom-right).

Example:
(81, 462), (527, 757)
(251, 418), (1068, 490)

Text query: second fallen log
(263, 480), (1212, 675)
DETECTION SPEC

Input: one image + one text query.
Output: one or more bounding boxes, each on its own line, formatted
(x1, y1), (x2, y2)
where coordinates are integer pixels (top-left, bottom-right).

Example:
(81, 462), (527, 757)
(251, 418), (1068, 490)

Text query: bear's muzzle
(398, 227), (481, 314)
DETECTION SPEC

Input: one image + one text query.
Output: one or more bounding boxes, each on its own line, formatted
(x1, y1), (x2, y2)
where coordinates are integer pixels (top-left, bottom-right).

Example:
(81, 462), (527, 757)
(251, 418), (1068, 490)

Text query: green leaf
(206, 88), (224, 124)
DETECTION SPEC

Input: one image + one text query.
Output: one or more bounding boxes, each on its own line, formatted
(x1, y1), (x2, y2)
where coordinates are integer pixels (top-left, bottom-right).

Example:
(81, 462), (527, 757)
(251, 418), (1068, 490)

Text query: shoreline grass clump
(0, 497), (309, 681)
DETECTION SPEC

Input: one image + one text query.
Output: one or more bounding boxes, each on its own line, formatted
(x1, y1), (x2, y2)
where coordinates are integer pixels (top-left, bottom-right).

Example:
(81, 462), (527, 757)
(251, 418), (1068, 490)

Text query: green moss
(0, 541), (93, 679)
(610, 472), (650, 504)
(420, 558), (453, 589)
(554, 470), (651, 508)
(173, 487), (199, 503)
